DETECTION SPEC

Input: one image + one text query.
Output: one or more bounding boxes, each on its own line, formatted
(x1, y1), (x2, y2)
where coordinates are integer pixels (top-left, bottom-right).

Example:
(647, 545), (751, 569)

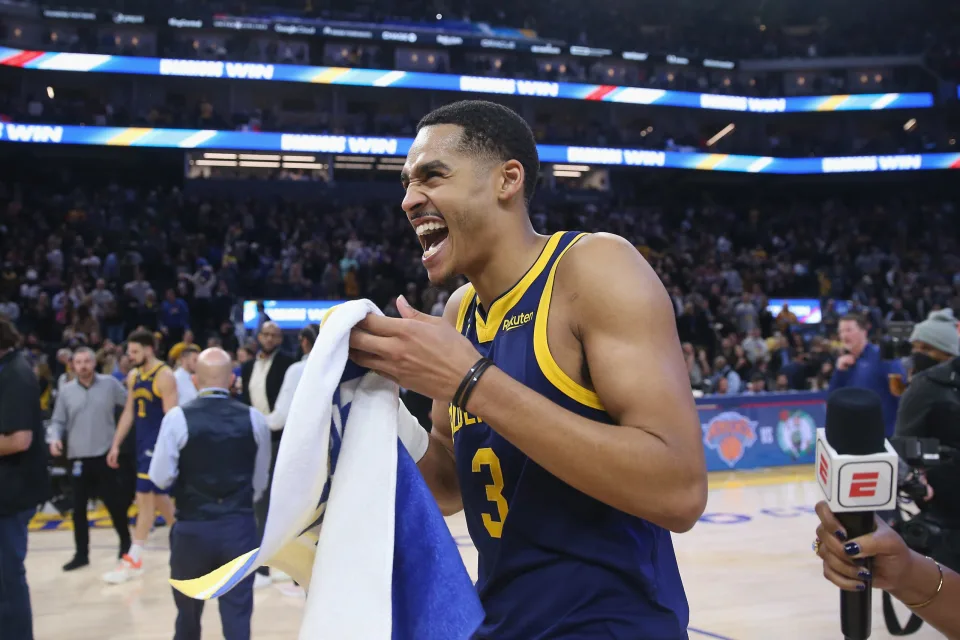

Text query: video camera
(881, 436), (956, 635)
(890, 436), (956, 555)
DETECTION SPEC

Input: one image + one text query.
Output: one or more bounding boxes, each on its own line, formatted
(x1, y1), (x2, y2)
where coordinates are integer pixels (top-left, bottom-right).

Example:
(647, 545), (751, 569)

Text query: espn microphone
(815, 388), (899, 640)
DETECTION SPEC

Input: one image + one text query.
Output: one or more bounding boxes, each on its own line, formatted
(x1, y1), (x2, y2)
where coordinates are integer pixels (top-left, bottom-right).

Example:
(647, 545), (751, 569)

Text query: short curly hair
(417, 100), (540, 205)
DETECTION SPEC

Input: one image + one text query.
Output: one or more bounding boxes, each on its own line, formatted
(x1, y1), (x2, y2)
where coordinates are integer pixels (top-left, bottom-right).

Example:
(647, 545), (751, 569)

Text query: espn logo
(848, 472), (879, 498)
(838, 462), (894, 509)
(815, 437), (833, 500)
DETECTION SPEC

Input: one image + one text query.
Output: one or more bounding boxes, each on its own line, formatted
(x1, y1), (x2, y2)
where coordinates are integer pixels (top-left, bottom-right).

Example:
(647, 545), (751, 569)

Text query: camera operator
(894, 308), (960, 571)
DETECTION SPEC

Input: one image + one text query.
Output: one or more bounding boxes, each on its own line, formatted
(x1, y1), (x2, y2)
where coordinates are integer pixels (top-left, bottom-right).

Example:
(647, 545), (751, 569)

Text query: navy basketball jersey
(132, 361), (168, 447)
(451, 231), (689, 640)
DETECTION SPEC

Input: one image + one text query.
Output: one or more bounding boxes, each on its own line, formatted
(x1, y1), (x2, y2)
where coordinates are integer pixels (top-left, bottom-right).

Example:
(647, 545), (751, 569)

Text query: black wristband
(454, 357), (495, 411)
(453, 357), (490, 408)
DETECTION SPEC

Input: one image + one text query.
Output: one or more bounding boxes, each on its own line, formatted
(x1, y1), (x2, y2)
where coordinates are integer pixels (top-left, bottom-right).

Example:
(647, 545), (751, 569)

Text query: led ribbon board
(0, 47), (934, 113)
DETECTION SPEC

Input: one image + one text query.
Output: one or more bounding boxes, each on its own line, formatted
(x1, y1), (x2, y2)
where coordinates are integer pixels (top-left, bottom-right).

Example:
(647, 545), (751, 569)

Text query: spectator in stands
(829, 314), (905, 435)
(161, 288), (190, 344)
(776, 303), (799, 333)
(48, 347), (132, 571)
(709, 356), (742, 394)
(0, 316), (48, 640)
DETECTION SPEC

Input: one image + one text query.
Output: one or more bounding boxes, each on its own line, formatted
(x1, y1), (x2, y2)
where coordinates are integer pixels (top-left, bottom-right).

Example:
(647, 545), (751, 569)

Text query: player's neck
(142, 355), (160, 370)
(468, 227), (549, 312)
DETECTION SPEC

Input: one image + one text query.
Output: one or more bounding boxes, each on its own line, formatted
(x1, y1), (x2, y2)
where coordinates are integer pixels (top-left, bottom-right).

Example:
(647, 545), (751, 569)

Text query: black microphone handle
(835, 511), (877, 640)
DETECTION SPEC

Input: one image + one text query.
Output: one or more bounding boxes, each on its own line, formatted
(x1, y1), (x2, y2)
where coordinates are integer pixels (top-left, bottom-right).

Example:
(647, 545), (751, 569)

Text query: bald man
(149, 348), (271, 640)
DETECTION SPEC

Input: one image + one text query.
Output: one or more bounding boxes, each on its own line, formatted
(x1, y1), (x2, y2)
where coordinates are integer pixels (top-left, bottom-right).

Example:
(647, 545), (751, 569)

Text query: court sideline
(24, 466), (942, 639)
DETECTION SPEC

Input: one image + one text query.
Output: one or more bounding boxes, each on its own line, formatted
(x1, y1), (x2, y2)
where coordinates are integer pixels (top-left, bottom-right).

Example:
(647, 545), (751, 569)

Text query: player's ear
(498, 160), (524, 203)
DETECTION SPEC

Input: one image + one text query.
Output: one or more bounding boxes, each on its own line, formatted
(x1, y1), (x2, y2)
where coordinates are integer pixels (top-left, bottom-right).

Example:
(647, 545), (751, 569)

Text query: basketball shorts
(135, 445), (170, 495)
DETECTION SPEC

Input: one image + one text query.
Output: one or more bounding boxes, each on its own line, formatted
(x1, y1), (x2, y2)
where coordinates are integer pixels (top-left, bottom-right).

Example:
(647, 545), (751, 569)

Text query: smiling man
(349, 100), (706, 639)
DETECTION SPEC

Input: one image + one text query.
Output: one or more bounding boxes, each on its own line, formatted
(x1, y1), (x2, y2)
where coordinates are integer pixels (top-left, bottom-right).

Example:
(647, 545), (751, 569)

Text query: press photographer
(894, 308), (960, 572)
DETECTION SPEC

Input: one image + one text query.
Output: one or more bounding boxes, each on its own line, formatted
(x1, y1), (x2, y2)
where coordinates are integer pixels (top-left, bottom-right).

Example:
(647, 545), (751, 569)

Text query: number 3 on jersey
(472, 447), (509, 538)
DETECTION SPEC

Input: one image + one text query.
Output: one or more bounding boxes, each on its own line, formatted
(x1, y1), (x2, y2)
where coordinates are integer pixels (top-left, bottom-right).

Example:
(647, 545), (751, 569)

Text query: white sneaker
(253, 574), (273, 590)
(102, 555), (143, 584)
(271, 570), (292, 583)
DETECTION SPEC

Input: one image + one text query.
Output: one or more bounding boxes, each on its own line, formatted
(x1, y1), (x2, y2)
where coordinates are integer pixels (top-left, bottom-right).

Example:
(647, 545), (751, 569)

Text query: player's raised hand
(349, 295), (482, 402)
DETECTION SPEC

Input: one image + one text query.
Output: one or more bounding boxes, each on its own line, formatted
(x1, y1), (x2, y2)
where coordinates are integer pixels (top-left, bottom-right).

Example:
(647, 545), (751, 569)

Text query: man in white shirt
(267, 325), (318, 432)
(172, 345), (200, 405)
(238, 321), (294, 588)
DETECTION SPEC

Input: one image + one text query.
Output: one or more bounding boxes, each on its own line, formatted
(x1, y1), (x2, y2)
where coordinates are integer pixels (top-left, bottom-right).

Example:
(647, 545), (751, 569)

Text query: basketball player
(103, 329), (179, 584)
(349, 100), (707, 639)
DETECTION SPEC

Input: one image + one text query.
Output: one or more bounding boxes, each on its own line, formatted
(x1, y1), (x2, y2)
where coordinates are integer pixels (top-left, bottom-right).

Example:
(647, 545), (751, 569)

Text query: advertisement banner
(0, 46), (934, 113)
(243, 299), (345, 330)
(2, 122), (960, 175)
(697, 393), (826, 472)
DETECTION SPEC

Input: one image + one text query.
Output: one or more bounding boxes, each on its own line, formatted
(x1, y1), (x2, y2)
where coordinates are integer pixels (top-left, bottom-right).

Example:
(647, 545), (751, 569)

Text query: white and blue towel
(171, 299), (483, 640)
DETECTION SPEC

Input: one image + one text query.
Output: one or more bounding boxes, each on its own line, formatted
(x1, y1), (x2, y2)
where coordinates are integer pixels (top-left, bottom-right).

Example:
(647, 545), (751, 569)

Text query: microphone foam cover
(825, 387), (886, 455)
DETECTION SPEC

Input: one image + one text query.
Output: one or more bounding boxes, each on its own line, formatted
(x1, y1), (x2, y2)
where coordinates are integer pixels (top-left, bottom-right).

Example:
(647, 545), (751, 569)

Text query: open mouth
(416, 219), (449, 261)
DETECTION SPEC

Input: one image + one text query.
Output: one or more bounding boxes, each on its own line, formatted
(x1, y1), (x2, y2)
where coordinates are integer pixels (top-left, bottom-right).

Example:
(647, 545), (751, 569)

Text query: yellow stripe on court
(106, 128), (153, 146)
(709, 465), (814, 490)
(310, 67), (351, 84)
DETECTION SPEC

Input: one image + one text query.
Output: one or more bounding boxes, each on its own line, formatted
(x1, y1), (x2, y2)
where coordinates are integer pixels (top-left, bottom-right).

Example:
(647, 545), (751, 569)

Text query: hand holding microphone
(815, 387), (900, 640)
(813, 502), (914, 594)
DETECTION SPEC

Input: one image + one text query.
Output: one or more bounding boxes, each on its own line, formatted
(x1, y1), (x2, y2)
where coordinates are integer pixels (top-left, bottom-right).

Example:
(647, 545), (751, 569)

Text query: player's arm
(417, 286), (470, 516)
(466, 234), (707, 532)
(148, 406), (188, 491)
(157, 367), (179, 414)
(108, 370), (138, 467)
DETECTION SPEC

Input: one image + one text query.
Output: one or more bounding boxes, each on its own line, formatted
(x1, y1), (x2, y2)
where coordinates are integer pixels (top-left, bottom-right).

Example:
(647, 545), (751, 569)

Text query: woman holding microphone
(813, 501), (959, 637)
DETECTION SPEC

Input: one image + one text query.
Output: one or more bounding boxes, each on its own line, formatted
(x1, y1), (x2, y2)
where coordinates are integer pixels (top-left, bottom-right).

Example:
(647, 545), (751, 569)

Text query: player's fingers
(349, 349), (392, 375)
(349, 328), (395, 356)
(815, 501), (848, 541)
(355, 314), (406, 337)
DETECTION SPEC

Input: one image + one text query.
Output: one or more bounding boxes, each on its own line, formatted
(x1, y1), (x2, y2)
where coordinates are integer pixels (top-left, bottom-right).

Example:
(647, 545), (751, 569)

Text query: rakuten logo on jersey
(837, 461), (894, 509)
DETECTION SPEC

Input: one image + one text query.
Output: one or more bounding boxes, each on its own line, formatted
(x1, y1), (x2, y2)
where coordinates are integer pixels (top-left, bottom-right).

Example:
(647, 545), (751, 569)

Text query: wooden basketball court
(24, 467), (943, 639)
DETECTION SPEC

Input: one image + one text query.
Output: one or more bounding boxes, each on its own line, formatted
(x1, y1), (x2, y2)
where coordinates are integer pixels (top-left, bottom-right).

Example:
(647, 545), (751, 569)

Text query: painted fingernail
(856, 583), (866, 591)
(835, 530), (847, 542)
(844, 542), (861, 556)
(858, 569), (871, 580)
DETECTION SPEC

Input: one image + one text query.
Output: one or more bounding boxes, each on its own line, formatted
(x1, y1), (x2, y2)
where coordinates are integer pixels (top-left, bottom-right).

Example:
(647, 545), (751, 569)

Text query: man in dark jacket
(895, 309), (960, 570)
(0, 317), (49, 640)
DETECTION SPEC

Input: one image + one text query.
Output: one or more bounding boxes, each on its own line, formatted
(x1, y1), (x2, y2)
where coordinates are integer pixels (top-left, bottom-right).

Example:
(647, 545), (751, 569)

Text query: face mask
(910, 352), (941, 374)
